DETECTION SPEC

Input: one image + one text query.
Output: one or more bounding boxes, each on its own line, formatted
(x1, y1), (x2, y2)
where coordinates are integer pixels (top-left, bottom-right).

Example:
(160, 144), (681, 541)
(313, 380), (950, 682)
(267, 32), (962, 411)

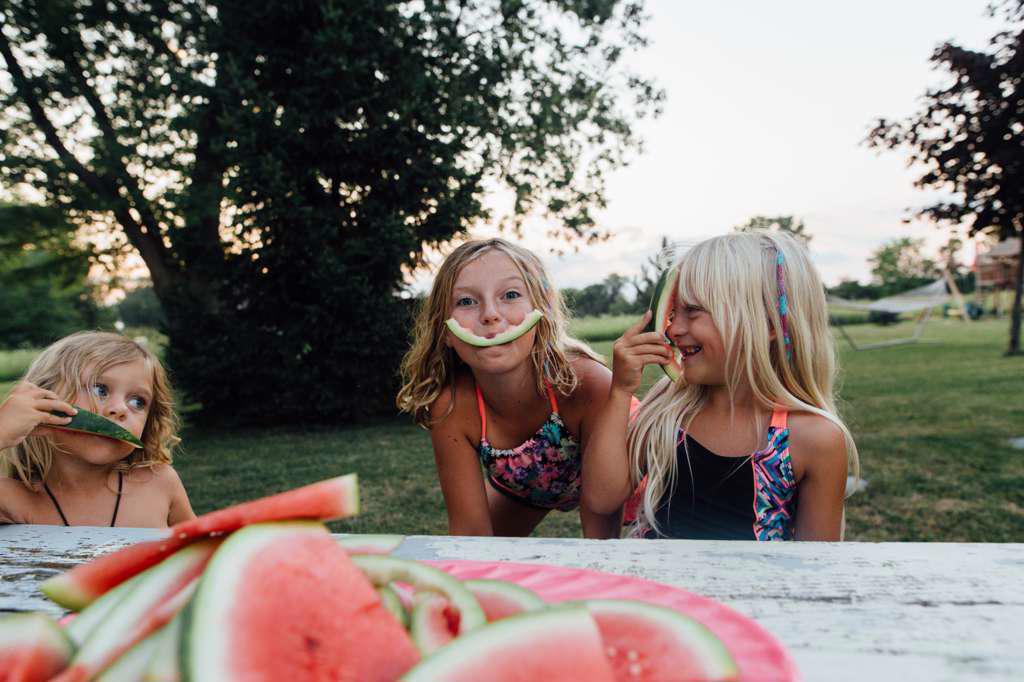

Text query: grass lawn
(2, 318), (1022, 540)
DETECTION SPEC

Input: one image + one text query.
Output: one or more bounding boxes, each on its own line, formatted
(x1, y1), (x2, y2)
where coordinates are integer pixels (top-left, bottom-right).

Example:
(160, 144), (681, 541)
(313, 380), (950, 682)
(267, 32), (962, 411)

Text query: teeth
(682, 345), (702, 357)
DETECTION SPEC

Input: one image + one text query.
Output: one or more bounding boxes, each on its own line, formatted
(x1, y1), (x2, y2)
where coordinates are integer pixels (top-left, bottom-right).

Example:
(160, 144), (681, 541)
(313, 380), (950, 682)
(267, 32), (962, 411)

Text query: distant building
(975, 238), (1021, 290)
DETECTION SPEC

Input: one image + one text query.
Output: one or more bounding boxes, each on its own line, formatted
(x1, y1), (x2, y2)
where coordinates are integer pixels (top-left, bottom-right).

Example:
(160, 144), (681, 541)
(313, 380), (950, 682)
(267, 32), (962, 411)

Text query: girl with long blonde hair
(0, 331), (194, 527)
(583, 231), (859, 540)
(397, 238), (622, 538)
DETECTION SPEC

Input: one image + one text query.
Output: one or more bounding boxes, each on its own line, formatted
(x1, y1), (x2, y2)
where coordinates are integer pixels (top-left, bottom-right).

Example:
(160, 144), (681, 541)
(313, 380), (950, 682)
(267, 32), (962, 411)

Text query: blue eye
(455, 296), (475, 307)
(91, 383), (108, 399)
(503, 290), (522, 300)
(128, 396), (147, 410)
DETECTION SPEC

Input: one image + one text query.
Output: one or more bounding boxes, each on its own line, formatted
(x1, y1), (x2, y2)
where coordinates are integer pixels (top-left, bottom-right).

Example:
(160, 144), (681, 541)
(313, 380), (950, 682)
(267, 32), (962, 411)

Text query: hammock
(828, 279), (952, 350)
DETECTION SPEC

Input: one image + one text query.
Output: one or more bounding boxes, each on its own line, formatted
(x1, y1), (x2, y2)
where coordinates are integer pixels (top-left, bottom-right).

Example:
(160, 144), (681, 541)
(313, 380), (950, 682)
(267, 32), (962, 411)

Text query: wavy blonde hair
(397, 238), (603, 427)
(1, 331), (180, 489)
(629, 231), (860, 536)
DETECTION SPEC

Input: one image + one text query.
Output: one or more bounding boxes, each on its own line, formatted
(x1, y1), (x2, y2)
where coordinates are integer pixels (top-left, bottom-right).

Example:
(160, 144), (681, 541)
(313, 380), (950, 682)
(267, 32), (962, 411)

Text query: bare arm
(573, 359), (625, 538)
(791, 415), (848, 541)
(429, 406), (493, 536)
(0, 381), (78, 449)
(582, 312), (669, 515)
(164, 466), (196, 526)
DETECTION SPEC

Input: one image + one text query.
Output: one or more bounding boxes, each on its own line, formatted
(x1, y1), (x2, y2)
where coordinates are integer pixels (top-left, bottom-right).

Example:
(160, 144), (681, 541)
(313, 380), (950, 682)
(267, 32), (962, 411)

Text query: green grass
(3, 318), (1022, 540)
(0, 348), (37, 382)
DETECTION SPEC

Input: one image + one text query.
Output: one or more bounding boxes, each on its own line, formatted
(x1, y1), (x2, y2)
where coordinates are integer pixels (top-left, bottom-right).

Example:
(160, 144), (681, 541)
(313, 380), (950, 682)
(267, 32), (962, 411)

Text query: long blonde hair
(397, 238), (602, 427)
(1, 331), (180, 489)
(629, 231), (860, 535)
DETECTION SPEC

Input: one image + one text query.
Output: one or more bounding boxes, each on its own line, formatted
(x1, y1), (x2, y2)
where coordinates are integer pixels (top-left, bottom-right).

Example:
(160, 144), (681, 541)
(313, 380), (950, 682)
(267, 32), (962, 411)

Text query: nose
(479, 298), (501, 326)
(105, 398), (128, 421)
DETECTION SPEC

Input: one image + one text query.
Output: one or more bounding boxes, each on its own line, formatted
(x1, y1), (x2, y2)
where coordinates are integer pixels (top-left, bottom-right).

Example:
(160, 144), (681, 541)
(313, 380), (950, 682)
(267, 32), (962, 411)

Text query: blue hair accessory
(775, 250), (793, 361)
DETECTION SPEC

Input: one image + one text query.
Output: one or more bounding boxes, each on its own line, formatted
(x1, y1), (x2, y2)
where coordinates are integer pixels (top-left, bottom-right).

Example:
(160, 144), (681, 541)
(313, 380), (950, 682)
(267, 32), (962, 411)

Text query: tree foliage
(868, 237), (940, 298)
(734, 215), (812, 244)
(866, 0), (1024, 354)
(0, 0), (663, 421)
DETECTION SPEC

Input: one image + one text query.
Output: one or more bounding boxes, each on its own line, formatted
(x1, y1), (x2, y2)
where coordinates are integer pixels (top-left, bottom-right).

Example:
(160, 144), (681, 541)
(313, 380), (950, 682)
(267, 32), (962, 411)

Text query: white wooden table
(2, 525), (1022, 682)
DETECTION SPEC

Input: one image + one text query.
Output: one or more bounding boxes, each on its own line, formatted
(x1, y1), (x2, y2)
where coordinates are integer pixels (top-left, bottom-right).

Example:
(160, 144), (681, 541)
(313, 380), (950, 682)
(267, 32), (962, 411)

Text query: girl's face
(52, 358), (154, 466)
(665, 297), (727, 386)
(445, 250), (538, 375)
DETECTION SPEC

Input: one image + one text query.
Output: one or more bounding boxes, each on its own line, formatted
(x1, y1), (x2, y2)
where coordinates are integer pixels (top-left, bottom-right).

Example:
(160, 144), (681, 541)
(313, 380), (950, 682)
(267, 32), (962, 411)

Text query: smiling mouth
(681, 345), (702, 359)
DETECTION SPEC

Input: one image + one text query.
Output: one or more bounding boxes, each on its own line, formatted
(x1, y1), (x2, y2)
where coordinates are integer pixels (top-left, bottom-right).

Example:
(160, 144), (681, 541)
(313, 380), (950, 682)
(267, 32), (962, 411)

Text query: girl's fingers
(41, 411), (74, 425)
(623, 311), (652, 338)
(626, 343), (672, 356)
(37, 399), (76, 416)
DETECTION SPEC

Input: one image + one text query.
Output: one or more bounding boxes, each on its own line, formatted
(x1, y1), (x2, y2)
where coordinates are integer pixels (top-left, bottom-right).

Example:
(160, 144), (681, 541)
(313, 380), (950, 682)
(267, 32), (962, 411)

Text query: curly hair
(1, 331), (180, 489)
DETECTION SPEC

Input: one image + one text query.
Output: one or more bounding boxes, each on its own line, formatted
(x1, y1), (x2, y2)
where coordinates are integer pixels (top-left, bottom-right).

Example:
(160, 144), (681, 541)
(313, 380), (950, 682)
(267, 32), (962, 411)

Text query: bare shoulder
(0, 477), (35, 523)
(787, 412), (848, 479)
(566, 356), (612, 403)
(427, 371), (478, 440)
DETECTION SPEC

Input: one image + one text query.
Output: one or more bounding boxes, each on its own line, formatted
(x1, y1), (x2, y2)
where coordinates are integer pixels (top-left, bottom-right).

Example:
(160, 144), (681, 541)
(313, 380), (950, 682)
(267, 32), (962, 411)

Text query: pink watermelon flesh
(41, 474), (359, 609)
(464, 579), (545, 621)
(583, 599), (739, 682)
(183, 521), (420, 682)
(0, 613), (74, 682)
(400, 606), (617, 682)
(410, 594), (459, 654)
(51, 541), (217, 682)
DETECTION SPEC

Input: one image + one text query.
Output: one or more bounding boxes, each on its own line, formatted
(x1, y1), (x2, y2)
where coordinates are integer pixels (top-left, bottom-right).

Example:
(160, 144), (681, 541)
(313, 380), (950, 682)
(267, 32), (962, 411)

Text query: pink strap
(770, 408), (788, 430)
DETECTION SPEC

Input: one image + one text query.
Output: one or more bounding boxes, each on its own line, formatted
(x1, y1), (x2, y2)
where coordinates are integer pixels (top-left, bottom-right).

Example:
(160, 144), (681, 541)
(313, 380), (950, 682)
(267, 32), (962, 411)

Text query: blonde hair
(629, 231), (860, 535)
(397, 238), (603, 427)
(1, 331), (180, 489)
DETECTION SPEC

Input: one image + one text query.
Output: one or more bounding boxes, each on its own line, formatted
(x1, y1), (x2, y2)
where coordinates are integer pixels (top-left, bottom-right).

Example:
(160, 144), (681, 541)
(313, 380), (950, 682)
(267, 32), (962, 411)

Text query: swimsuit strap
(43, 471), (124, 527)
(475, 380), (560, 442)
(43, 482), (70, 527)
(110, 471), (123, 527)
(769, 408), (788, 430)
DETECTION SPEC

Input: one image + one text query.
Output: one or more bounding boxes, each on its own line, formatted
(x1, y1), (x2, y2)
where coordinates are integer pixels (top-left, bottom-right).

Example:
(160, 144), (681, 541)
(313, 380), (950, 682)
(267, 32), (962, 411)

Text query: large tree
(867, 0), (1024, 355)
(0, 0), (662, 421)
(734, 215), (812, 245)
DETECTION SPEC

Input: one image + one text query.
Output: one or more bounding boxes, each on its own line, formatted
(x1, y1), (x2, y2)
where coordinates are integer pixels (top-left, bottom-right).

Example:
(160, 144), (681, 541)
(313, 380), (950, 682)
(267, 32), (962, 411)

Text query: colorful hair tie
(775, 250), (793, 361)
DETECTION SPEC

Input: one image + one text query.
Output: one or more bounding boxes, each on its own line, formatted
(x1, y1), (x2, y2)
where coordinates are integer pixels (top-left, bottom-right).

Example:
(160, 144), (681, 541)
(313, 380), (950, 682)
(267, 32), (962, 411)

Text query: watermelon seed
(626, 650), (639, 661)
(629, 663), (643, 676)
(606, 646), (618, 657)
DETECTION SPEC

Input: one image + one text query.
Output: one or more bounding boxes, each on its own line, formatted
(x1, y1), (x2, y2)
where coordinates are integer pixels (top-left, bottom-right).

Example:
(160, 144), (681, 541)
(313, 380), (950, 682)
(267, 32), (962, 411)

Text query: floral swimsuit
(475, 382), (581, 512)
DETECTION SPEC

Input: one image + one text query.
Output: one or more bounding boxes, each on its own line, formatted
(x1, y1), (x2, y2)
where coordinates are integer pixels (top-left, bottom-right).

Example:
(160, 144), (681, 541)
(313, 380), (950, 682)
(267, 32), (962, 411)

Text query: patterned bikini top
(475, 382), (582, 512)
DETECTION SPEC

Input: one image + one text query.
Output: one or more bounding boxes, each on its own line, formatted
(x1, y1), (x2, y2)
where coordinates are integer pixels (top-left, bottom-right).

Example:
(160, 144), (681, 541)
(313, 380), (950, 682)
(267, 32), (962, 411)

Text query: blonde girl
(584, 231), (859, 540)
(0, 331), (194, 527)
(397, 238), (622, 538)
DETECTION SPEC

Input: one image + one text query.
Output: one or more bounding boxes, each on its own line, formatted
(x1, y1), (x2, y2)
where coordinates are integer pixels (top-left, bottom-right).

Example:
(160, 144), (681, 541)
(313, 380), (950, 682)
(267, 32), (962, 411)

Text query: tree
(116, 285), (166, 329)
(868, 237), (940, 298)
(0, 1), (663, 421)
(866, 0), (1024, 355)
(734, 215), (812, 244)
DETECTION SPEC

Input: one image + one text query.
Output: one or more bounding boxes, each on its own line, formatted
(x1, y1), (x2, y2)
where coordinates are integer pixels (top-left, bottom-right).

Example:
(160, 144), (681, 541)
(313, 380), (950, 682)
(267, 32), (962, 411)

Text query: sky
(412, 0), (1005, 294)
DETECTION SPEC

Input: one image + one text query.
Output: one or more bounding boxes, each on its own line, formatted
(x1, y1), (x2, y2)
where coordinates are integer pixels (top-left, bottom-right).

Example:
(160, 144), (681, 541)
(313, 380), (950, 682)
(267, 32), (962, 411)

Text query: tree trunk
(1008, 232), (1024, 356)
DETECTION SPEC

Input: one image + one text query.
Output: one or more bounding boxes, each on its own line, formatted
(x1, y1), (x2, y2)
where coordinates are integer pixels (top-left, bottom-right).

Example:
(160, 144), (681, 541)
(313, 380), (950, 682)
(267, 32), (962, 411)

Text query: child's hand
(610, 311), (672, 394)
(0, 381), (77, 449)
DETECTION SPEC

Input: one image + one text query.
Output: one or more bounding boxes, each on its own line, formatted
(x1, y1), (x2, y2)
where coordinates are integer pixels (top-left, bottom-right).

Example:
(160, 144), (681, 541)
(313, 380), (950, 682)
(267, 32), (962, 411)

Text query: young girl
(0, 331), (195, 527)
(584, 231), (859, 541)
(397, 238), (622, 538)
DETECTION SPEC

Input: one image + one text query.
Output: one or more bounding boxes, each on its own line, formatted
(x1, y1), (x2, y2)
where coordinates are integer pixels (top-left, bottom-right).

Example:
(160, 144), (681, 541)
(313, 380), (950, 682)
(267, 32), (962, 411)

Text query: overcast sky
(411, 0), (1004, 294)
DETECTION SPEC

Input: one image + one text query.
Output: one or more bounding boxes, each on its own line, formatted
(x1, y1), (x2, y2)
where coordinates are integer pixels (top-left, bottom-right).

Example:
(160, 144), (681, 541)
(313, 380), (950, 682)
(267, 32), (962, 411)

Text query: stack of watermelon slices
(2, 474), (742, 682)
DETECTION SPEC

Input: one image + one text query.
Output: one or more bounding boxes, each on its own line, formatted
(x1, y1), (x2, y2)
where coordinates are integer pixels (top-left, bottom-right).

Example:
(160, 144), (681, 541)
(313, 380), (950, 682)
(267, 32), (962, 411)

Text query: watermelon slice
(464, 579), (546, 621)
(93, 624), (165, 682)
(64, 573), (143, 646)
(142, 615), (182, 682)
(377, 584), (410, 628)
(351, 555), (486, 638)
(644, 262), (684, 382)
(580, 599), (739, 682)
(50, 406), (144, 448)
(40, 474), (359, 609)
(409, 594), (458, 655)
(52, 540), (218, 682)
(400, 606), (618, 682)
(0, 612), (74, 682)
(445, 309), (543, 347)
(181, 521), (420, 682)
(336, 533), (404, 555)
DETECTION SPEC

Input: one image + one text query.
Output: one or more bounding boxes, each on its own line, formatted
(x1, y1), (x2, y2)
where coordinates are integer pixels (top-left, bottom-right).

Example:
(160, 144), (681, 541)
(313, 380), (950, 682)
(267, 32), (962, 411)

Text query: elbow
(581, 486), (625, 517)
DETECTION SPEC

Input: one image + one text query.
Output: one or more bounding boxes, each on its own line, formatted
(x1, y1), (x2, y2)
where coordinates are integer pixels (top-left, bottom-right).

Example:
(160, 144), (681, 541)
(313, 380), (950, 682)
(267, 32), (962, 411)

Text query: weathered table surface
(2, 525), (1022, 682)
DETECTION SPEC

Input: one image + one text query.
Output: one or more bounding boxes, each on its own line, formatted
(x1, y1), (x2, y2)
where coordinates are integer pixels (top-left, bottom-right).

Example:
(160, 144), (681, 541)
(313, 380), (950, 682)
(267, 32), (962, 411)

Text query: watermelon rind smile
(445, 309), (544, 347)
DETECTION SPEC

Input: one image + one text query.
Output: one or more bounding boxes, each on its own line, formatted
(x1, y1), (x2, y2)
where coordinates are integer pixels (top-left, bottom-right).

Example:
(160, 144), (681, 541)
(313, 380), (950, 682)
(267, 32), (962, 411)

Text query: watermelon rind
(337, 533), (405, 555)
(400, 606), (616, 682)
(644, 263), (683, 382)
(445, 309), (543, 347)
(409, 593), (455, 655)
(41, 473), (360, 610)
(58, 540), (217, 682)
(94, 623), (166, 682)
(377, 584), (410, 628)
(142, 615), (182, 682)
(577, 599), (740, 682)
(350, 555), (486, 636)
(0, 612), (75, 681)
(65, 573), (144, 646)
(50, 406), (144, 448)
(463, 579), (545, 620)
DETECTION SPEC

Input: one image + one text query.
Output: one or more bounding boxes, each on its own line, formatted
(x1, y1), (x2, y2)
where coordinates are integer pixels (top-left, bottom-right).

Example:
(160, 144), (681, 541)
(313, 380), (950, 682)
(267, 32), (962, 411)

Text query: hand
(0, 381), (78, 450)
(610, 311), (671, 394)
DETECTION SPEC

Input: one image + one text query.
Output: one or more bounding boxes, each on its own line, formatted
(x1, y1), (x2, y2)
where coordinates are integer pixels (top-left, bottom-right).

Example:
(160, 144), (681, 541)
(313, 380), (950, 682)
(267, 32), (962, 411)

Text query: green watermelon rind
(50, 406), (144, 448)
(350, 555), (486, 636)
(0, 612), (75, 674)
(180, 521), (330, 682)
(445, 309), (543, 347)
(142, 613), (183, 682)
(463, 579), (546, 618)
(644, 263), (683, 382)
(377, 584), (410, 629)
(65, 572), (144, 646)
(336, 534), (405, 555)
(399, 605), (600, 682)
(575, 598), (740, 680)
(94, 622), (166, 682)
(409, 593), (454, 656)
